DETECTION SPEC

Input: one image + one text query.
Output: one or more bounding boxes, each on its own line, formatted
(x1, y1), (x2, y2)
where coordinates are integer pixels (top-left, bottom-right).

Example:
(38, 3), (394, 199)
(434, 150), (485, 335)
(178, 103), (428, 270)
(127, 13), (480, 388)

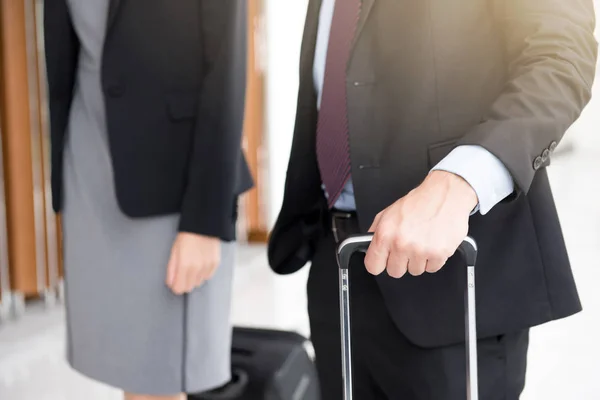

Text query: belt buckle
(331, 211), (353, 244)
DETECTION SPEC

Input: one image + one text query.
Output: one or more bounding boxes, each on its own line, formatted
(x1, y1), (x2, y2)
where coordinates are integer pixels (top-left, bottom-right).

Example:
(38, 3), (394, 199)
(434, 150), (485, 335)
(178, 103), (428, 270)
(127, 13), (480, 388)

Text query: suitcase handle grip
(336, 233), (478, 270)
(336, 233), (479, 400)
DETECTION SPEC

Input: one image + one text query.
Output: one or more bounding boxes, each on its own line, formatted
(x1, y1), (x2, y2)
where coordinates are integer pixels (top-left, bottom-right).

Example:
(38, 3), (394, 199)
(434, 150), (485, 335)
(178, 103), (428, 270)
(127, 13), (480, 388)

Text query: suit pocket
(166, 91), (198, 121)
(427, 137), (460, 168)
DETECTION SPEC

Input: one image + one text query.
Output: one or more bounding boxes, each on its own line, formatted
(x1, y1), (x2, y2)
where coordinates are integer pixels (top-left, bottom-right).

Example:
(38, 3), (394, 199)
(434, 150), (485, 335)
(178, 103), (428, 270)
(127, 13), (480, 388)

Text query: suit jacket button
(541, 149), (550, 162)
(549, 141), (558, 152)
(533, 156), (543, 170)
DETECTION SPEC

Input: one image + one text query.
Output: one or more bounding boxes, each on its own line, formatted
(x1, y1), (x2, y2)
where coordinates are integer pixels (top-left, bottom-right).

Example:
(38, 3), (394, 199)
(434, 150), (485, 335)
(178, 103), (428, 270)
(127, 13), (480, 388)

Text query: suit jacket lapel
(352, 0), (375, 51)
(297, 0), (323, 106)
(300, 0), (323, 81)
(106, 0), (123, 34)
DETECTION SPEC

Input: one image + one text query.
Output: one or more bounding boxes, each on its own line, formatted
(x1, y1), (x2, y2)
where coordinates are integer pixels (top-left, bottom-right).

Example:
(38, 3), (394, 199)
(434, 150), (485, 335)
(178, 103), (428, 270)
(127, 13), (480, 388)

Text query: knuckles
(389, 234), (456, 260)
(373, 230), (392, 248)
(372, 206), (466, 278)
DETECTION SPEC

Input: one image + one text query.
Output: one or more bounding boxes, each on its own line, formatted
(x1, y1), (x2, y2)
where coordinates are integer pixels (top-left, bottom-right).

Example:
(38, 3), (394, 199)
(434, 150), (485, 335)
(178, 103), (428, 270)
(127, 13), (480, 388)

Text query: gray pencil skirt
(62, 221), (235, 395)
(61, 136), (235, 395)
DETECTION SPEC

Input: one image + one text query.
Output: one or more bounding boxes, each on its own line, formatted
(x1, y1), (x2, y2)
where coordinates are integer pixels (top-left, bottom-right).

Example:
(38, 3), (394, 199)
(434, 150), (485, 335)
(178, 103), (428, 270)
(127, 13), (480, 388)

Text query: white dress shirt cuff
(431, 145), (515, 215)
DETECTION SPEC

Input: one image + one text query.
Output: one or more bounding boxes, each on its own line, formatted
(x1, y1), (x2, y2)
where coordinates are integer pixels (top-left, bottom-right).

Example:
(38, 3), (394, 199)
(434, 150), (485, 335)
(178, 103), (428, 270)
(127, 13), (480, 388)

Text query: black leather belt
(330, 209), (360, 244)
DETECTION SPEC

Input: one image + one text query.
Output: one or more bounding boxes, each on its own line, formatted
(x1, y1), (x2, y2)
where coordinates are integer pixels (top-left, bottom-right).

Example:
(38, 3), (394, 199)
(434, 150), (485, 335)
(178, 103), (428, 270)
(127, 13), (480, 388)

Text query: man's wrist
(427, 170), (479, 213)
(431, 145), (515, 215)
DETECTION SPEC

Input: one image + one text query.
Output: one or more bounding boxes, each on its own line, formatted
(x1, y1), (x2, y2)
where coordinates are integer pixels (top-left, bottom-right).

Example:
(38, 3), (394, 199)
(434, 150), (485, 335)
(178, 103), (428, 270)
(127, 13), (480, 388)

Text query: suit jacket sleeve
(456, 0), (597, 195)
(44, 0), (80, 212)
(44, 0), (79, 102)
(178, 0), (248, 240)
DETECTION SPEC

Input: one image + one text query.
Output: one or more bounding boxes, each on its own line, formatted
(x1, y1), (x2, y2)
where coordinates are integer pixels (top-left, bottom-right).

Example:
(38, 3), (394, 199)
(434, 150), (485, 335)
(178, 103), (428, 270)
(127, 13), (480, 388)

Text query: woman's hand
(166, 232), (221, 294)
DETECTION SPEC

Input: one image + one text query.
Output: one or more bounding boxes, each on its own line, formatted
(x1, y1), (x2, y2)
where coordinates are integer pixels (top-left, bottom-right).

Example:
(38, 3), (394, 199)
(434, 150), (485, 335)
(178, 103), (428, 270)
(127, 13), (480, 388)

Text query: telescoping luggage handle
(336, 234), (479, 400)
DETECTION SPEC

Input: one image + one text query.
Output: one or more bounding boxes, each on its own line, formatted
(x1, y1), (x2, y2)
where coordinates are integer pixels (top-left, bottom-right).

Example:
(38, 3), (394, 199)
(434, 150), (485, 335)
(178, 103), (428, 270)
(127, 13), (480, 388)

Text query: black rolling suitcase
(190, 327), (320, 400)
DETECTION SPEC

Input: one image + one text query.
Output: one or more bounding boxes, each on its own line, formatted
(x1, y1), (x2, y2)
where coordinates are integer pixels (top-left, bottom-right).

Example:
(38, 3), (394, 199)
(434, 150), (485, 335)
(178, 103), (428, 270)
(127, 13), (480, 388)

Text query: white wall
(263, 0), (310, 228)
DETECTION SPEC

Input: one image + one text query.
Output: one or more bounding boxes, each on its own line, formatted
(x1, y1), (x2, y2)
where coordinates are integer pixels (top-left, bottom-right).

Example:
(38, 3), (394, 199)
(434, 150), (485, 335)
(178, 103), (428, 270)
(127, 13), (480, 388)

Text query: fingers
(170, 262), (202, 295)
(166, 249), (179, 288)
(188, 265), (204, 292)
(192, 258), (220, 289)
(407, 256), (427, 277)
(170, 258), (221, 295)
(425, 255), (447, 274)
(403, 243), (428, 276)
(166, 234), (222, 295)
(205, 257), (220, 280)
(386, 251), (408, 278)
(364, 228), (390, 276)
(367, 216), (455, 278)
(172, 262), (204, 295)
(194, 267), (206, 288)
(387, 241), (451, 278)
(170, 263), (187, 295)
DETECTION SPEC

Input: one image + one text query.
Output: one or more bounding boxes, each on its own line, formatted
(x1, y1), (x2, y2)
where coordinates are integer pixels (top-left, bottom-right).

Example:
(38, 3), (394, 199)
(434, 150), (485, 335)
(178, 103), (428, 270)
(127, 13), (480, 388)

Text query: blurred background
(0, 1), (599, 399)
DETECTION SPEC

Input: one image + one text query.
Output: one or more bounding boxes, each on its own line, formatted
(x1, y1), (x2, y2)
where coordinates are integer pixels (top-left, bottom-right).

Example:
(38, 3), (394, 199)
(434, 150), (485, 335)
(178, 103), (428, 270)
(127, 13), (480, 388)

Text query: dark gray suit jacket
(269, 0), (598, 347)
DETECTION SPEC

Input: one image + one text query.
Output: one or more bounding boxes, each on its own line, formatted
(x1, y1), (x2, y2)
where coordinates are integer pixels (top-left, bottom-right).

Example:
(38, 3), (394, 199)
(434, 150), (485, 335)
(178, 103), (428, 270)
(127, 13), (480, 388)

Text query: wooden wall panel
(242, 0), (268, 243)
(33, 0), (61, 300)
(0, 115), (11, 318)
(0, 0), (50, 300)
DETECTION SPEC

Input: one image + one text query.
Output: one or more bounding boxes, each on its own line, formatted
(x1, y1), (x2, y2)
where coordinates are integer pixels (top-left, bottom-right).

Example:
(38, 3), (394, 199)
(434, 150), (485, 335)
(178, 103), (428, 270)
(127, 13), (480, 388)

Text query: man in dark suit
(268, 0), (597, 398)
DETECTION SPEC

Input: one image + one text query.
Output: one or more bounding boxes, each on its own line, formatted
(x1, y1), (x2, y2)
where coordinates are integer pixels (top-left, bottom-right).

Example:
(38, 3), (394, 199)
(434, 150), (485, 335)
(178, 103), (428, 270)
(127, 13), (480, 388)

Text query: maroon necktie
(316, 0), (361, 208)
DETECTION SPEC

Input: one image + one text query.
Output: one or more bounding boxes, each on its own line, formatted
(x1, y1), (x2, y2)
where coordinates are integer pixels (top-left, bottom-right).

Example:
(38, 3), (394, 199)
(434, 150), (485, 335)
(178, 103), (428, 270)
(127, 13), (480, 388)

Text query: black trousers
(307, 218), (529, 400)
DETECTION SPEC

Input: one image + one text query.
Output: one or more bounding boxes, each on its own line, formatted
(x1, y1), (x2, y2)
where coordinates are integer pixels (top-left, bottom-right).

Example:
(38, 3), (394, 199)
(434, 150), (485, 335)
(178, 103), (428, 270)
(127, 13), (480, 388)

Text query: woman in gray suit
(44, 1), (251, 399)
